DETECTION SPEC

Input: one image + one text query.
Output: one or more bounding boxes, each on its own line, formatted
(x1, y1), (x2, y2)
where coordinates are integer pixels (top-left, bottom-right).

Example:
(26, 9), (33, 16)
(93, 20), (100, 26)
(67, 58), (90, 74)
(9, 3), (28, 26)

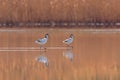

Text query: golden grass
(0, 0), (120, 22)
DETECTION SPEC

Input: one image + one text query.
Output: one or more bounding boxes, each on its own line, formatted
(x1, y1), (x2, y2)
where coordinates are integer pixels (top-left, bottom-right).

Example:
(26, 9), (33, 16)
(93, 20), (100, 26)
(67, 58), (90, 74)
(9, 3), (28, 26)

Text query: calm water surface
(0, 28), (120, 80)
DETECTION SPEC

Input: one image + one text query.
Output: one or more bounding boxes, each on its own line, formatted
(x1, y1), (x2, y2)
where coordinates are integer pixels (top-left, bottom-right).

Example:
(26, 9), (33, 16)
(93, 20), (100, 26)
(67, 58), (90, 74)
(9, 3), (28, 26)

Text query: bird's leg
(66, 44), (69, 47)
(70, 45), (73, 49)
(44, 47), (47, 52)
(41, 45), (46, 49)
(40, 45), (47, 51)
(67, 45), (73, 49)
(40, 45), (42, 49)
(44, 47), (47, 50)
(66, 44), (69, 50)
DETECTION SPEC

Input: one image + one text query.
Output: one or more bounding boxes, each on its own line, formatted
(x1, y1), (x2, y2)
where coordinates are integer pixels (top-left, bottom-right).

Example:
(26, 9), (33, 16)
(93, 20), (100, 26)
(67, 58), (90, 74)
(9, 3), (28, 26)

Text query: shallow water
(0, 28), (120, 80)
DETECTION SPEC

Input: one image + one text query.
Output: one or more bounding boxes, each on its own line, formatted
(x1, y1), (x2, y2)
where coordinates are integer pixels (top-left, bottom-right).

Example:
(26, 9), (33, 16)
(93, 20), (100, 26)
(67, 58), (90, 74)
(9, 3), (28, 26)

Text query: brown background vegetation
(0, 0), (120, 22)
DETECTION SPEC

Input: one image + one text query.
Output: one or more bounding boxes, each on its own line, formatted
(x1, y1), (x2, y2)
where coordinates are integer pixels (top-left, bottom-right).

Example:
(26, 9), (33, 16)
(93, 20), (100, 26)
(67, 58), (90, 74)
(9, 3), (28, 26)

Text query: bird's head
(45, 33), (49, 38)
(45, 62), (49, 67)
(70, 34), (74, 38)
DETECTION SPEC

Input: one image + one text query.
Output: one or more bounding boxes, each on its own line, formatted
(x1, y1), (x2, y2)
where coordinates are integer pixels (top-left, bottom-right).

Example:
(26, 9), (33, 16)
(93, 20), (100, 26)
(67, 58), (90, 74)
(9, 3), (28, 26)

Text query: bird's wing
(63, 38), (72, 43)
(38, 38), (46, 42)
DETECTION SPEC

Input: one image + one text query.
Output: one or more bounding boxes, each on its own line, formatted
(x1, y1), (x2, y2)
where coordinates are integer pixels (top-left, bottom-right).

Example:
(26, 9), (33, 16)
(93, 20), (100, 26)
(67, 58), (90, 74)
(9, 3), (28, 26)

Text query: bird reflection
(63, 50), (74, 61)
(35, 56), (49, 67)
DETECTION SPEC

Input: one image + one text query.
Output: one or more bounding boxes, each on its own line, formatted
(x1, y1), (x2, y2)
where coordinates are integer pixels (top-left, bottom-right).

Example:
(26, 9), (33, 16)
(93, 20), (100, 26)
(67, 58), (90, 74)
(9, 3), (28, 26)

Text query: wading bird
(35, 34), (49, 49)
(63, 34), (74, 47)
(35, 56), (49, 67)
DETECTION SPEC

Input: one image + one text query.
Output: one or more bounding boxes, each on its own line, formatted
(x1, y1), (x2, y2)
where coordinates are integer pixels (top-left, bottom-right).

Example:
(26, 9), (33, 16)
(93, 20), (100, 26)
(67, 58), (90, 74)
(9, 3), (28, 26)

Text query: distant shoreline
(0, 22), (120, 28)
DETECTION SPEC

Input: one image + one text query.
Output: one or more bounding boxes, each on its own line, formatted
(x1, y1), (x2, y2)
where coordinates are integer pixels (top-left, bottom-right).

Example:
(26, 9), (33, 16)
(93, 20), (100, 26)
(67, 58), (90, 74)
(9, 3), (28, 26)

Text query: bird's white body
(35, 38), (48, 45)
(63, 34), (74, 45)
(35, 34), (49, 48)
(36, 56), (49, 67)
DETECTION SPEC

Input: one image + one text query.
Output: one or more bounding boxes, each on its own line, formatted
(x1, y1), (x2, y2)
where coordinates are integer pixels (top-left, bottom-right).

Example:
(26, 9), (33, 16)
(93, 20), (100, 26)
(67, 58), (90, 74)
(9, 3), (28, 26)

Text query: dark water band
(0, 22), (120, 27)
